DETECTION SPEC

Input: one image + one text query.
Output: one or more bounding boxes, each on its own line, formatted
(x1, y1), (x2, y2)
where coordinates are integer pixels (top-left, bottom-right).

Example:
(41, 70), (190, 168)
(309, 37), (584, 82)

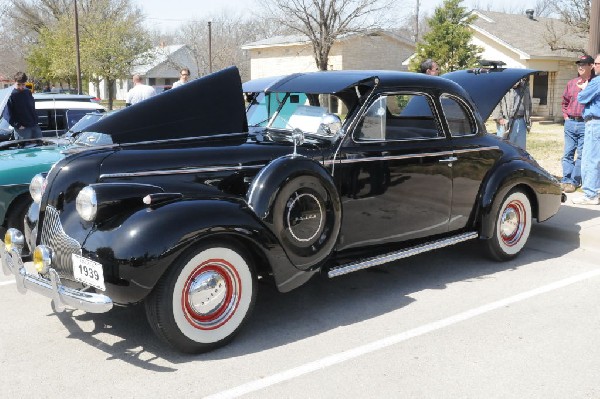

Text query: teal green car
(0, 86), (107, 246)
(0, 143), (65, 238)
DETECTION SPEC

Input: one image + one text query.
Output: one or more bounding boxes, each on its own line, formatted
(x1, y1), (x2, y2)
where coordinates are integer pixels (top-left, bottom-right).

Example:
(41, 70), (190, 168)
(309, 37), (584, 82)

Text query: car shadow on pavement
(53, 203), (600, 367)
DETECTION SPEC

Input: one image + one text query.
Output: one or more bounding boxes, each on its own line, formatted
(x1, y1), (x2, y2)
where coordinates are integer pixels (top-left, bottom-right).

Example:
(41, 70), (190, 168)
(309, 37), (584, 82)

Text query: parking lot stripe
(205, 268), (600, 399)
(0, 280), (15, 286)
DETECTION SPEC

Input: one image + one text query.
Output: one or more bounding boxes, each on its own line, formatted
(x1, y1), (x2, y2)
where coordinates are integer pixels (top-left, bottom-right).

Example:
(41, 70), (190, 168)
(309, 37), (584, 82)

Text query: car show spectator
(491, 78), (532, 149)
(125, 74), (156, 106)
(560, 54), (595, 193)
(419, 59), (440, 76)
(573, 53), (600, 205)
(172, 68), (191, 88)
(7, 71), (42, 140)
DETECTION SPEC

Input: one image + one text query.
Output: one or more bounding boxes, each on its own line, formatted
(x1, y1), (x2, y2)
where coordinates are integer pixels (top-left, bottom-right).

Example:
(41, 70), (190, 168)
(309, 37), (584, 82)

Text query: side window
(356, 96), (387, 140)
(440, 94), (476, 136)
(355, 93), (440, 141)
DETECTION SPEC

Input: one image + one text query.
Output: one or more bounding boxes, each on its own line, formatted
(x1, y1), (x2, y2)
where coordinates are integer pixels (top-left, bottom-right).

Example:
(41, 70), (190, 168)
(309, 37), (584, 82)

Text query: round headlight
(76, 186), (97, 222)
(29, 174), (46, 204)
(33, 245), (53, 274)
(4, 228), (24, 254)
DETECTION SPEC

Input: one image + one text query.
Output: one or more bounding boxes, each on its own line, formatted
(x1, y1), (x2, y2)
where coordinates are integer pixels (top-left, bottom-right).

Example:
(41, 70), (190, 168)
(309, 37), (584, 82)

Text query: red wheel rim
(181, 259), (242, 330)
(500, 200), (527, 246)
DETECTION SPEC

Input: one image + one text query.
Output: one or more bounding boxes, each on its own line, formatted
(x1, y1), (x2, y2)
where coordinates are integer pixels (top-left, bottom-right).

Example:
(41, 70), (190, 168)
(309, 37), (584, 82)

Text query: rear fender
(478, 160), (560, 238)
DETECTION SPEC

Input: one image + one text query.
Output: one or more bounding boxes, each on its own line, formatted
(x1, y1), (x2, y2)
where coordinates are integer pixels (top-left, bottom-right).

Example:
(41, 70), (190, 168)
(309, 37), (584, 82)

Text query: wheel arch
(246, 155), (342, 270)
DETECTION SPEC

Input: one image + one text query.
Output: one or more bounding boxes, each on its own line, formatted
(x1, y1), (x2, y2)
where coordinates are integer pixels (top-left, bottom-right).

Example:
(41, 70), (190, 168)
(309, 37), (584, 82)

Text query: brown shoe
(561, 183), (577, 193)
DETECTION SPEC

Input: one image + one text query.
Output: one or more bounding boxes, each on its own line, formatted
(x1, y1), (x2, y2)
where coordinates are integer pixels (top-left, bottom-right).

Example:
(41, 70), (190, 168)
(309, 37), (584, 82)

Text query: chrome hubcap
(188, 270), (227, 316)
(500, 201), (524, 245)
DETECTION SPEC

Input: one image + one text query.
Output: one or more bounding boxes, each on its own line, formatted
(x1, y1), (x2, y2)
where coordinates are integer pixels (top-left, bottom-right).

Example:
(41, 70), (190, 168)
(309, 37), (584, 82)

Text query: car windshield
(73, 131), (113, 147)
(66, 113), (105, 134)
(246, 91), (346, 137)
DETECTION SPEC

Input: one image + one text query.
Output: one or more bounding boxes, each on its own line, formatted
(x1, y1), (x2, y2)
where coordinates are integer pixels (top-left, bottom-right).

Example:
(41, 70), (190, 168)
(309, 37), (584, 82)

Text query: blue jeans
(581, 119), (600, 199)
(498, 117), (527, 149)
(561, 119), (585, 186)
(14, 125), (42, 140)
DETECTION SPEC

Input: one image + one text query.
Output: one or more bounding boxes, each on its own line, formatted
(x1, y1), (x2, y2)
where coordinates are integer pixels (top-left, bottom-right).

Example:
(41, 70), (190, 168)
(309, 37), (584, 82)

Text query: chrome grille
(40, 205), (82, 278)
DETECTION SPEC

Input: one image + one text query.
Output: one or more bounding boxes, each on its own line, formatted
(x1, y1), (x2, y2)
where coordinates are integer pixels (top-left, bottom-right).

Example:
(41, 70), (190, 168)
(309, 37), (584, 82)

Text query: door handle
(439, 156), (458, 163)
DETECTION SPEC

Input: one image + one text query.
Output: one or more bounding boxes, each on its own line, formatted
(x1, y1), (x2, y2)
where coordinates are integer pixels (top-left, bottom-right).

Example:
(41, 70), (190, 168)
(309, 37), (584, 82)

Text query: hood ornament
(291, 128), (304, 156)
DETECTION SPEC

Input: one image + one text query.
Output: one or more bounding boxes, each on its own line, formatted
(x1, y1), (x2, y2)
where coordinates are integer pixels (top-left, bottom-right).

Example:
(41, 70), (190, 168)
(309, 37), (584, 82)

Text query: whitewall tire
(145, 242), (256, 353)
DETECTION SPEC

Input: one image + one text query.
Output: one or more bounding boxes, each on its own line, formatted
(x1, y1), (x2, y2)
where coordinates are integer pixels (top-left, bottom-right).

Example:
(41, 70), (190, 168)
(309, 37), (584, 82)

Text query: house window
(149, 78), (156, 85)
(532, 72), (548, 106)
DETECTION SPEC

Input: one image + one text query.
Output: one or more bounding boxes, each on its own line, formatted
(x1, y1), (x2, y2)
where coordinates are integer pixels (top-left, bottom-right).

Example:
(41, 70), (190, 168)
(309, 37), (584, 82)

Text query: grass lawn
(486, 120), (564, 179)
(526, 121), (564, 178)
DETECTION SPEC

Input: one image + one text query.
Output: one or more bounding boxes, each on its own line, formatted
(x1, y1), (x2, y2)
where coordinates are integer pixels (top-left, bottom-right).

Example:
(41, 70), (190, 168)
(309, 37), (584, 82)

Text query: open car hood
(443, 68), (537, 121)
(86, 66), (248, 144)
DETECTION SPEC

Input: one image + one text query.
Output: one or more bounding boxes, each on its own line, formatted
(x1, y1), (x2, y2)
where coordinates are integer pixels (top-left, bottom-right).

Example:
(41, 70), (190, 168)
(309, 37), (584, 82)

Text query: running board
(327, 231), (479, 278)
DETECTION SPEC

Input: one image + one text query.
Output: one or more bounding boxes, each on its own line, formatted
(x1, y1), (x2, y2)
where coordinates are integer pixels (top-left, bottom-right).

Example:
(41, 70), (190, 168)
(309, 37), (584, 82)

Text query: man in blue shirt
(574, 54), (600, 205)
(7, 72), (42, 140)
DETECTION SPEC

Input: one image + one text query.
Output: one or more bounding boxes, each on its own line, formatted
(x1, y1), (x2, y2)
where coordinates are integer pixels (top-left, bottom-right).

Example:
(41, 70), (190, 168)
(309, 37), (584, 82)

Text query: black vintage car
(1, 66), (563, 353)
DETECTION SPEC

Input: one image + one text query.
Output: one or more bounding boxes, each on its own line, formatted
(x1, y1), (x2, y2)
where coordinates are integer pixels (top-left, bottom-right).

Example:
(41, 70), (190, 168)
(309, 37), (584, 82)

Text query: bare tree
(175, 12), (289, 81)
(544, 0), (591, 53)
(260, 0), (394, 71)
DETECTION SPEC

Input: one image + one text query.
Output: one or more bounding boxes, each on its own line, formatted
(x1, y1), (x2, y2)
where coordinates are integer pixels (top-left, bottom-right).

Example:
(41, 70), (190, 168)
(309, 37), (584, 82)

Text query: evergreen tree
(410, 0), (482, 73)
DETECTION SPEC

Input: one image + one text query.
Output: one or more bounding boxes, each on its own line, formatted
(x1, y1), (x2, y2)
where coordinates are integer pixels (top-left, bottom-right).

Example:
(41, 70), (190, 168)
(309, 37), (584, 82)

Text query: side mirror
(317, 113), (342, 137)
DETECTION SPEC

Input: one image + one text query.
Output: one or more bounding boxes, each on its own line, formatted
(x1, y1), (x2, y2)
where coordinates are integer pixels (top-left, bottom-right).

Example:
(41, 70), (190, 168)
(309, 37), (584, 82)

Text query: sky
(136, 0), (543, 33)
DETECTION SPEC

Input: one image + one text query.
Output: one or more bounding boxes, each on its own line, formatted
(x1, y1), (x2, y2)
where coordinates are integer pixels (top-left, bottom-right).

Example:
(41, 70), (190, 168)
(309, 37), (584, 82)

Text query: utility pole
(589, 0), (600, 56)
(74, 0), (82, 94)
(208, 21), (212, 73)
(415, 0), (420, 43)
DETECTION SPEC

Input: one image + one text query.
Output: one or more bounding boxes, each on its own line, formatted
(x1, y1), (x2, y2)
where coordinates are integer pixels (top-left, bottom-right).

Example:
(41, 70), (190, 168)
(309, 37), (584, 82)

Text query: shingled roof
(242, 30), (414, 50)
(470, 9), (585, 60)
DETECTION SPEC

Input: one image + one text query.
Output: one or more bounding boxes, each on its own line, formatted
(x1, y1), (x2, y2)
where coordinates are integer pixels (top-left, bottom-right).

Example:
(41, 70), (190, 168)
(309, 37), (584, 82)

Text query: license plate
(72, 254), (105, 291)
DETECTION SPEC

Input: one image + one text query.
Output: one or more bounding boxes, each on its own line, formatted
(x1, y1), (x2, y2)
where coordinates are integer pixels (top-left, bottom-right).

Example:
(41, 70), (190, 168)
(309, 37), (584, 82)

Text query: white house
(241, 30), (415, 80)
(467, 9), (586, 120)
(88, 44), (199, 101)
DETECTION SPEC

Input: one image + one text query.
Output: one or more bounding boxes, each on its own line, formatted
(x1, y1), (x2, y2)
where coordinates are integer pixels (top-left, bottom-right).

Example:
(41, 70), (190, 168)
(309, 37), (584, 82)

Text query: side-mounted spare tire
(247, 156), (342, 269)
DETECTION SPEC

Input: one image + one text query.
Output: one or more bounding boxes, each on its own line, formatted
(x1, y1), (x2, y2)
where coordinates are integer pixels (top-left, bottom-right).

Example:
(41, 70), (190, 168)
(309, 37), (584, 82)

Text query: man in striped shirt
(560, 54), (595, 193)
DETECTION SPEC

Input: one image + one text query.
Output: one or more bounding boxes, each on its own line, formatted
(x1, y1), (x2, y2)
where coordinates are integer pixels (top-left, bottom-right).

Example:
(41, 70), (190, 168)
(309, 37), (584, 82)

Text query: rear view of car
(35, 100), (105, 137)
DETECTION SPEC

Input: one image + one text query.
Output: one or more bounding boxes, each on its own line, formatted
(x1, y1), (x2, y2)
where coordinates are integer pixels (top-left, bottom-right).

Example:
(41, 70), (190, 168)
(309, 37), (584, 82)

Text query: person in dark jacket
(7, 72), (42, 140)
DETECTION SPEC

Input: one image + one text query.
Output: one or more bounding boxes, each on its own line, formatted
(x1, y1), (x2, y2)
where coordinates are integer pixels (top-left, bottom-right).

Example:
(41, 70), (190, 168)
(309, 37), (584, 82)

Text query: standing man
(172, 68), (190, 88)
(419, 59), (440, 76)
(573, 53), (600, 205)
(560, 55), (595, 193)
(125, 74), (156, 106)
(7, 72), (42, 140)
(491, 78), (532, 149)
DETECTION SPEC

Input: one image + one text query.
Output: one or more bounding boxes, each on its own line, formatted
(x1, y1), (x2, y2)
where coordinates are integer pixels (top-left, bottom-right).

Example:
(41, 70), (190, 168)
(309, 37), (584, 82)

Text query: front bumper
(0, 241), (113, 313)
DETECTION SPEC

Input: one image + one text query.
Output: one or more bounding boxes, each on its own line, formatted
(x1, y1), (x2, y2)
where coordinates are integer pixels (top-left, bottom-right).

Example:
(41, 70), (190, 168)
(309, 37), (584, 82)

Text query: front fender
(247, 155), (342, 269)
(479, 159), (561, 239)
(81, 197), (309, 304)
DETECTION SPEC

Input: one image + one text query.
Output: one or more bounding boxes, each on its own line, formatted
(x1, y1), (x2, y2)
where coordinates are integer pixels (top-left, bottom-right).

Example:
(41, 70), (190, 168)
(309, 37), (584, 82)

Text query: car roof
(33, 93), (96, 102)
(243, 68), (536, 121)
(35, 101), (105, 111)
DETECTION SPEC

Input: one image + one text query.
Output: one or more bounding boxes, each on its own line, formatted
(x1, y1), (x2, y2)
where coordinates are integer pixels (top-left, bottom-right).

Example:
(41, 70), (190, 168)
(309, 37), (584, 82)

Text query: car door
(437, 93), (503, 231)
(334, 91), (454, 251)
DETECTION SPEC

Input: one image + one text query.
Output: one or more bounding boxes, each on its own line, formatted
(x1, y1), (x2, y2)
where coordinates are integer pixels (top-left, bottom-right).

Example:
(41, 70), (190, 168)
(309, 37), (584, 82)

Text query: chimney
(525, 9), (534, 19)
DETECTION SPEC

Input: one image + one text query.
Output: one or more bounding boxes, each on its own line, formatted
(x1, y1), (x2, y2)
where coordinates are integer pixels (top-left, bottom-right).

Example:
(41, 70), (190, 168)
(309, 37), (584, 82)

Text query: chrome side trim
(324, 146), (500, 166)
(453, 146), (500, 154)
(117, 132), (248, 148)
(100, 164), (265, 180)
(0, 241), (113, 313)
(327, 231), (478, 278)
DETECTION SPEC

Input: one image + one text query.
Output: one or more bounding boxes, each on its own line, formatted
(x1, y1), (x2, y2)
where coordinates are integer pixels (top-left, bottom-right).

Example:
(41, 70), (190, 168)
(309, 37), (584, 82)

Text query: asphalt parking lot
(1, 199), (599, 398)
